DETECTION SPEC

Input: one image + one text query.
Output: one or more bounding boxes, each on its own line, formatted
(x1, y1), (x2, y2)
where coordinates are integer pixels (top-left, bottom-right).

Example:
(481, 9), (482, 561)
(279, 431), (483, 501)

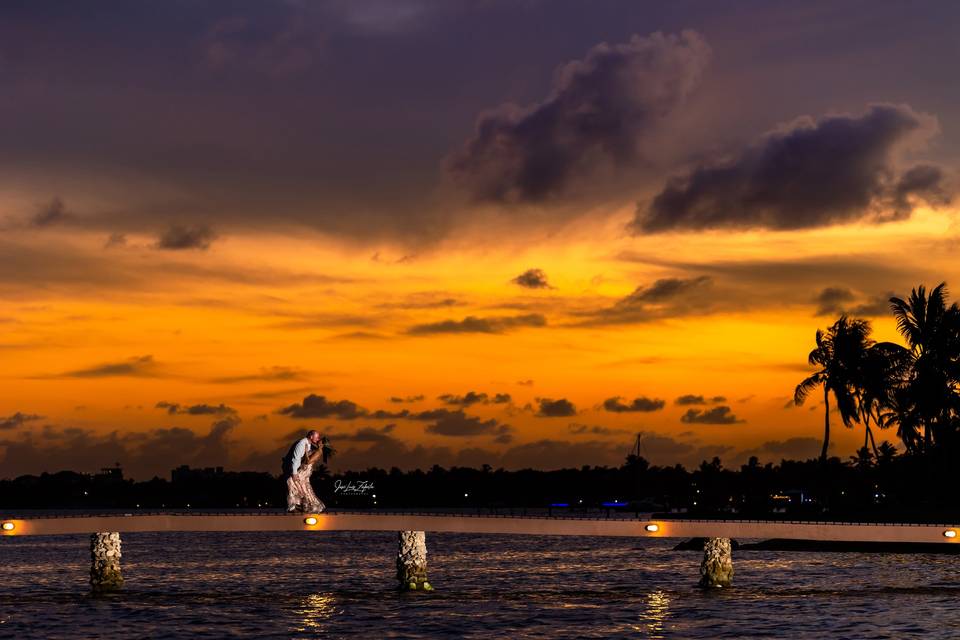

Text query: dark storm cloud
(438, 391), (490, 406)
(602, 396), (666, 412)
(278, 394), (367, 420)
(625, 276), (712, 304)
(275, 393), (416, 420)
(447, 30), (710, 203)
(634, 104), (950, 233)
(574, 276), (713, 326)
(210, 366), (307, 384)
(536, 398), (577, 417)
(404, 408), (447, 420)
(30, 197), (68, 227)
(390, 395), (425, 403)
(892, 164), (951, 212)
(0, 412), (44, 430)
(849, 294), (898, 317)
(423, 411), (510, 437)
(406, 313), (546, 335)
(378, 298), (459, 310)
(270, 312), (382, 330)
(619, 254), (913, 290)
(47, 355), (161, 378)
(613, 253), (938, 320)
(436, 391), (510, 407)
(155, 401), (180, 415)
(156, 224), (218, 250)
(185, 403), (235, 416)
(813, 287), (896, 317)
(375, 293), (461, 310)
(674, 394), (724, 405)
(155, 401), (236, 416)
(680, 406), (743, 424)
(368, 408), (411, 419)
(512, 269), (552, 289)
(814, 287), (856, 316)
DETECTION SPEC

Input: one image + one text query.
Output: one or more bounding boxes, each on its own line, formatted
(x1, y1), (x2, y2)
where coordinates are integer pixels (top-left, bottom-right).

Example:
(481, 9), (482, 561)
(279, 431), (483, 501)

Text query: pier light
(644, 523), (660, 533)
(1, 521), (14, 532)
(944, 529), (957, 539)
(304, 516), (318, 526)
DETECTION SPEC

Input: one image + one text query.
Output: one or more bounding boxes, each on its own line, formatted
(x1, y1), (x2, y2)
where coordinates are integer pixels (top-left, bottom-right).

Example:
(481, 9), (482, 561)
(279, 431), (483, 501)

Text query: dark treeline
(1, 450), (957, 519)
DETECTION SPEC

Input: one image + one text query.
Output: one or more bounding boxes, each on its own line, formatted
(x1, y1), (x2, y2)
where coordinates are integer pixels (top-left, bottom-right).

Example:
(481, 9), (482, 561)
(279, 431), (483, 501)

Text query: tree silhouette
(856, 341), (911, 459)
(888, 283), (960, 452)
(795, 316), (871, 462)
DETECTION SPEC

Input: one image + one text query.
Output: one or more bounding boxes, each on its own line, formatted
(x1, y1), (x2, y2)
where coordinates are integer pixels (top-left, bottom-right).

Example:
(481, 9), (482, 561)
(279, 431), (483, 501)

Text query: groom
(282, 429), (321, 512)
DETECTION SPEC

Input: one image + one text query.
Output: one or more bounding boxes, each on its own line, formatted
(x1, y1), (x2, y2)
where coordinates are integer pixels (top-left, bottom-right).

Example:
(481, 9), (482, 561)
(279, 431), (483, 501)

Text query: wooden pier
(4, 511), (957, 591)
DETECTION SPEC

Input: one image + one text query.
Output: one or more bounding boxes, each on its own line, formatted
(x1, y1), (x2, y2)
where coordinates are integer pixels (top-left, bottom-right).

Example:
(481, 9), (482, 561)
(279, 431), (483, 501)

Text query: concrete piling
(90, 532), (123, 592)
(397, 530), (432, 591)
(699, 537), (733, 588)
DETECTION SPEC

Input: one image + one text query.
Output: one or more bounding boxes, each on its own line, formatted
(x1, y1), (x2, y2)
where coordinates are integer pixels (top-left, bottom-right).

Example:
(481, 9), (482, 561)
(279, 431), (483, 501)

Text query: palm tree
(849, 446), (873, 470)
(875, 441), (898, 465)
(856, 341), (911, 458)
(878, 384), (924, 453)
(795, 316), (872, 462)
(888, 283), (960, 451)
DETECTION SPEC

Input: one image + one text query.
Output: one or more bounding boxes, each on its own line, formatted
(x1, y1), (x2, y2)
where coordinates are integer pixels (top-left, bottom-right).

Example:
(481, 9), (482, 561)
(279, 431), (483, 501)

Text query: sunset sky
(2, 1), (959, 479)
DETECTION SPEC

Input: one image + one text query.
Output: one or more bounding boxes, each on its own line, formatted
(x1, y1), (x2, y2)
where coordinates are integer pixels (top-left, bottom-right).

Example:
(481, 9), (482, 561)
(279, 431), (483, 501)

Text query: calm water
(3, 531), (960, 638)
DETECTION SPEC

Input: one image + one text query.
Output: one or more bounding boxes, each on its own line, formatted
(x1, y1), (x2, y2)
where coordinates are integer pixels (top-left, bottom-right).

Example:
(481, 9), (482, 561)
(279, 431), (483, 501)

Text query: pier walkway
(4, 510), (957, 590)
(3, 509), (958, 543)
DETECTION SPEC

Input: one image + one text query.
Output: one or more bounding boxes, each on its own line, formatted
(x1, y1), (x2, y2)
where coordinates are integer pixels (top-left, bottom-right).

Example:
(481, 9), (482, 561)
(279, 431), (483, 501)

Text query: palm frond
(794, 374), (822, 405)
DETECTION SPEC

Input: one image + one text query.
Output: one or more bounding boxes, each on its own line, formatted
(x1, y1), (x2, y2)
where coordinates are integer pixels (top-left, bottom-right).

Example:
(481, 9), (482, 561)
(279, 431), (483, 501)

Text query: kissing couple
(282, 430), (334, 513)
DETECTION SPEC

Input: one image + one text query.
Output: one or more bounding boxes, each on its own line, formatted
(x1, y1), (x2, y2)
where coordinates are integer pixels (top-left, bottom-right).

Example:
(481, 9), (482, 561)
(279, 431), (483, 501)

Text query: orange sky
(3, 206), (958, 478)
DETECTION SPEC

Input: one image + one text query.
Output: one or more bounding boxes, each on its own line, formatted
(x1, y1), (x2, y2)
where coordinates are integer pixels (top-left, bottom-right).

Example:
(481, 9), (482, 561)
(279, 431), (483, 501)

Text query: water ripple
(2, 532), (960, 638)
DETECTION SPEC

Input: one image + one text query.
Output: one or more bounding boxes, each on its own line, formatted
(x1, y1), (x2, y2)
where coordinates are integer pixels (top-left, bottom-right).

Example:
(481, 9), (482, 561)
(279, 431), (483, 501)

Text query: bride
(289, 444), (327, 513)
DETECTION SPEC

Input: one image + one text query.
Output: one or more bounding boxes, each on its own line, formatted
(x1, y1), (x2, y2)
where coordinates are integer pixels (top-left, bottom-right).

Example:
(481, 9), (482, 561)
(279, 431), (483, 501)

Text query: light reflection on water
(293, 593), (341, 632)
(638, 589), (671, 638)
(2, 531), (960, 638)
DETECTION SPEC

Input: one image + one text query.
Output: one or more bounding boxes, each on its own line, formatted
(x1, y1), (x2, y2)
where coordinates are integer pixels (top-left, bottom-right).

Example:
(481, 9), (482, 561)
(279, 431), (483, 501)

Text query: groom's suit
(282, 437), (311, 477)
